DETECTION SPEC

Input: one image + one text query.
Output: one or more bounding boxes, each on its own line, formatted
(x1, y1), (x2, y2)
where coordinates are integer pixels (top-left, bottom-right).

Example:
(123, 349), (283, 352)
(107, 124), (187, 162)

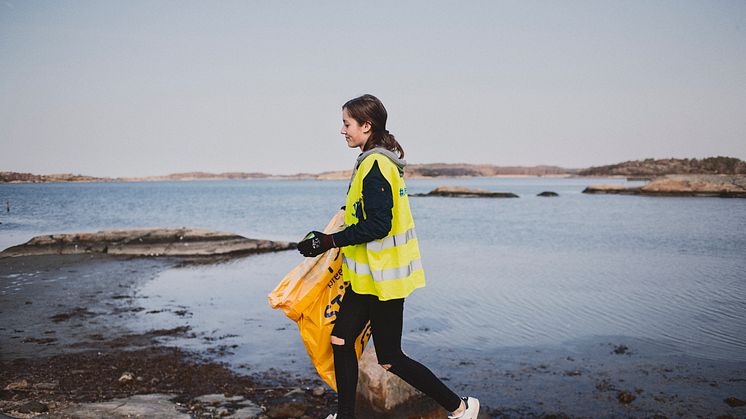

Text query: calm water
(1, 178), (745, 374)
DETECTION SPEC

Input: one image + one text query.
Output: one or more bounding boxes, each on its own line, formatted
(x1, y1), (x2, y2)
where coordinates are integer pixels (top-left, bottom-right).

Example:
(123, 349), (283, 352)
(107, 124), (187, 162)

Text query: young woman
(297, 94), (479, 419)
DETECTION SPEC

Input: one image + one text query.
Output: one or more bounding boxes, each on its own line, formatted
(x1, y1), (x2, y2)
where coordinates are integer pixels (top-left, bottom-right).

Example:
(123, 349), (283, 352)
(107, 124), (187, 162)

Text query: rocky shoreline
(3, 250), (746, 417)
(0, 253), (335, 419)
(1, 345), (338, 419)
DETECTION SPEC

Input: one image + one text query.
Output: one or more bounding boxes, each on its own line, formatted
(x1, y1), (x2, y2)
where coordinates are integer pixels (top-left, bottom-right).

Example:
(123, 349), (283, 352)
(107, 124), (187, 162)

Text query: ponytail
(363, 128), (405, 159)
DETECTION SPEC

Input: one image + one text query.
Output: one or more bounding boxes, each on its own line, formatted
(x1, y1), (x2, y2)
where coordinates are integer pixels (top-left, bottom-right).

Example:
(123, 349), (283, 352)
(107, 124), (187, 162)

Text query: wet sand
(1, 254), (746, 418)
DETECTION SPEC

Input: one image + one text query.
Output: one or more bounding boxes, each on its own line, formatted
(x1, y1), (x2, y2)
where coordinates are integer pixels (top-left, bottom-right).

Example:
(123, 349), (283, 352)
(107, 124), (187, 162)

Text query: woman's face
(341, 108), (371, 150)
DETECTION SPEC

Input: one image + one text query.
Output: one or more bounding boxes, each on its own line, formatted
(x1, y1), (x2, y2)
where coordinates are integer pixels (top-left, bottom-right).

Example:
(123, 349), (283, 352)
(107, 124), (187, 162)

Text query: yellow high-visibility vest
(342, 152), (425, 300)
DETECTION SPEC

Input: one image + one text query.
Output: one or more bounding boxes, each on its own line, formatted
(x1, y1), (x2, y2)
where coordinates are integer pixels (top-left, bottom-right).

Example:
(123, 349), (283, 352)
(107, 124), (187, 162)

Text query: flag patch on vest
(399, 187), (407, 196)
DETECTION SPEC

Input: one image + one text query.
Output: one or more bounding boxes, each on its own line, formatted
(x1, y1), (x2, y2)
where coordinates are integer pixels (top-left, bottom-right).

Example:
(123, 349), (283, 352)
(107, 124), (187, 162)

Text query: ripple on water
(3, 178), (746, 368)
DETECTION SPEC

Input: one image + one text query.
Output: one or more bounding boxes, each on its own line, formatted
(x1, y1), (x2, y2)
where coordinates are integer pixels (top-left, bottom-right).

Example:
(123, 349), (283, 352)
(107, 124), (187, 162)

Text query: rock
(227, 402), (263, 418)
(411, 186), (519, 198)
(33, 381), (58, 390)
(265, 394), (308, 418)
(725, 396), (746, 407)
(537, 191), (559, 197)
(283, 387), (305, 397)
(618, 390), (636, 404)
(4, 379), (29, 390)
(582, 184), (640, 195)
(193, 393), (244, 405)
(16, 400), (49, 413)
(0, 228), (295, 258)
(50, 307), (95, 322)
(613, 344), (629, 355)
(311, 386), (326, 397)
(640, 175), (746, 197)
(58, 394), (190, 418)
(118, 372), (134, 383)
(357, 346), (424, 412)
(627, 177), (652, 181)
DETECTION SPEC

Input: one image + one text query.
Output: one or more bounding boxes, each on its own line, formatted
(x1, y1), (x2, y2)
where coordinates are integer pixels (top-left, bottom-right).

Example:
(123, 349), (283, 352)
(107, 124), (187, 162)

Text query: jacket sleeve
(332, 160), (393, 247)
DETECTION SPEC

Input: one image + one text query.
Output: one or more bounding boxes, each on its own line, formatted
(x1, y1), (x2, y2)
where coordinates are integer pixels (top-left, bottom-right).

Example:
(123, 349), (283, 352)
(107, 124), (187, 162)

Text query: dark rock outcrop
(583, 185), (642, 195)
(537, 191), (559, 197)
(411, 186), (518, 198)
(0, 228), (295, 258)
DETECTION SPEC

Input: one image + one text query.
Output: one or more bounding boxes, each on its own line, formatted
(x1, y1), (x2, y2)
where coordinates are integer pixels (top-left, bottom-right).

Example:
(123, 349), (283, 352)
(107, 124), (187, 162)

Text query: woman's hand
(297, 231), (335, 257)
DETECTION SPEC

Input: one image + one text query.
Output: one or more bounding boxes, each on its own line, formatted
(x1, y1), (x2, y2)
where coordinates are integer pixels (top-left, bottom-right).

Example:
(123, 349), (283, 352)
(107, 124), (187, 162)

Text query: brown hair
(343, 94), (404, 159)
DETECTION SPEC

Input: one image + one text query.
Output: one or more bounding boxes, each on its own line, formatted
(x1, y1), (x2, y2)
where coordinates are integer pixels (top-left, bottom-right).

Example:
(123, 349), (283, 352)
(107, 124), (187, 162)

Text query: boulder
(411, 186), (518, 198)
(356, 346), (425, 412)
(0, 228), (295, 258)
(537, 191), (559, 197)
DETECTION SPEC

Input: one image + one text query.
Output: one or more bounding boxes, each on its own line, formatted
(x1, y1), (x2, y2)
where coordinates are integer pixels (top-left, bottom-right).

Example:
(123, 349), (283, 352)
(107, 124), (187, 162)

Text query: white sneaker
(448, 396), (479, 419)
(325, 414), (337, 419)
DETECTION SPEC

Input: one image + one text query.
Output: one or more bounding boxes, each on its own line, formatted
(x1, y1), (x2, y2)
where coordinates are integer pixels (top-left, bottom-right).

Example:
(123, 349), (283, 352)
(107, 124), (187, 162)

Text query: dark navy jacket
(332, 160), (393, 247)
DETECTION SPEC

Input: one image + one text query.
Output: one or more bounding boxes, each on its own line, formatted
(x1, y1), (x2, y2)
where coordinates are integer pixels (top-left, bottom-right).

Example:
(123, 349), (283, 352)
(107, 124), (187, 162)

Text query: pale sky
(1, 1), (745, 177)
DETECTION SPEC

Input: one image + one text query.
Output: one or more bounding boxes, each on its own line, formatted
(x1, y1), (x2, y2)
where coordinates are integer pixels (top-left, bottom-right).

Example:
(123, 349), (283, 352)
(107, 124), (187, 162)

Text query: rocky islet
(583, 175), (746, 198)
(0, 228), (295, 258)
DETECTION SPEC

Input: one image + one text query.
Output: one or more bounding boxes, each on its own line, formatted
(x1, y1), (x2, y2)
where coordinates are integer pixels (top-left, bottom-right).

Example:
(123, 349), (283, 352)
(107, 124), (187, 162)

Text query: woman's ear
(362, 121), (372, 134)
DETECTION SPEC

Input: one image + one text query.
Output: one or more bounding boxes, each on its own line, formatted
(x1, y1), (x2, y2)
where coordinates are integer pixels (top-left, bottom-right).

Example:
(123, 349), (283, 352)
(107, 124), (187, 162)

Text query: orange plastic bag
(268, 211), (370, 390)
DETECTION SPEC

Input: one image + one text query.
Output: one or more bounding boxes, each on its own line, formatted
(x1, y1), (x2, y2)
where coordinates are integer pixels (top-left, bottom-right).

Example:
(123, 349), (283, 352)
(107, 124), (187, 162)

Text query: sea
(2, 177), (746, 405)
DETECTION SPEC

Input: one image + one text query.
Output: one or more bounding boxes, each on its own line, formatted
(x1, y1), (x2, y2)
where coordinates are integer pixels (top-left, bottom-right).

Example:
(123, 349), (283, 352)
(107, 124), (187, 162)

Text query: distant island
(577, 156), (746, 177)
(0, 165), (574, 183)
(2, 156), (744, 183)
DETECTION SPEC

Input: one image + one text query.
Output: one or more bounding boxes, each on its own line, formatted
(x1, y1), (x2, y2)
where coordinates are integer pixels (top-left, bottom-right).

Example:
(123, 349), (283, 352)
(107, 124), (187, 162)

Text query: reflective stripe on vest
(342, 254), (423, 282)
(365, 227), (417, 253)
(342, 152), (426, 300)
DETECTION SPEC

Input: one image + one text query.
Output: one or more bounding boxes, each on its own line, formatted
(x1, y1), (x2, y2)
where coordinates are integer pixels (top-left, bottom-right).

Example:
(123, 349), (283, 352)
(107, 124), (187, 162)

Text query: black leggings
(330, 286), (461, 418)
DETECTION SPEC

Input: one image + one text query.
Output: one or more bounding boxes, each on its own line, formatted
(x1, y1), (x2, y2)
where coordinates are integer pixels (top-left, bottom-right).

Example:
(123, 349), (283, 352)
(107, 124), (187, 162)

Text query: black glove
(297, 231), (335, 257)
